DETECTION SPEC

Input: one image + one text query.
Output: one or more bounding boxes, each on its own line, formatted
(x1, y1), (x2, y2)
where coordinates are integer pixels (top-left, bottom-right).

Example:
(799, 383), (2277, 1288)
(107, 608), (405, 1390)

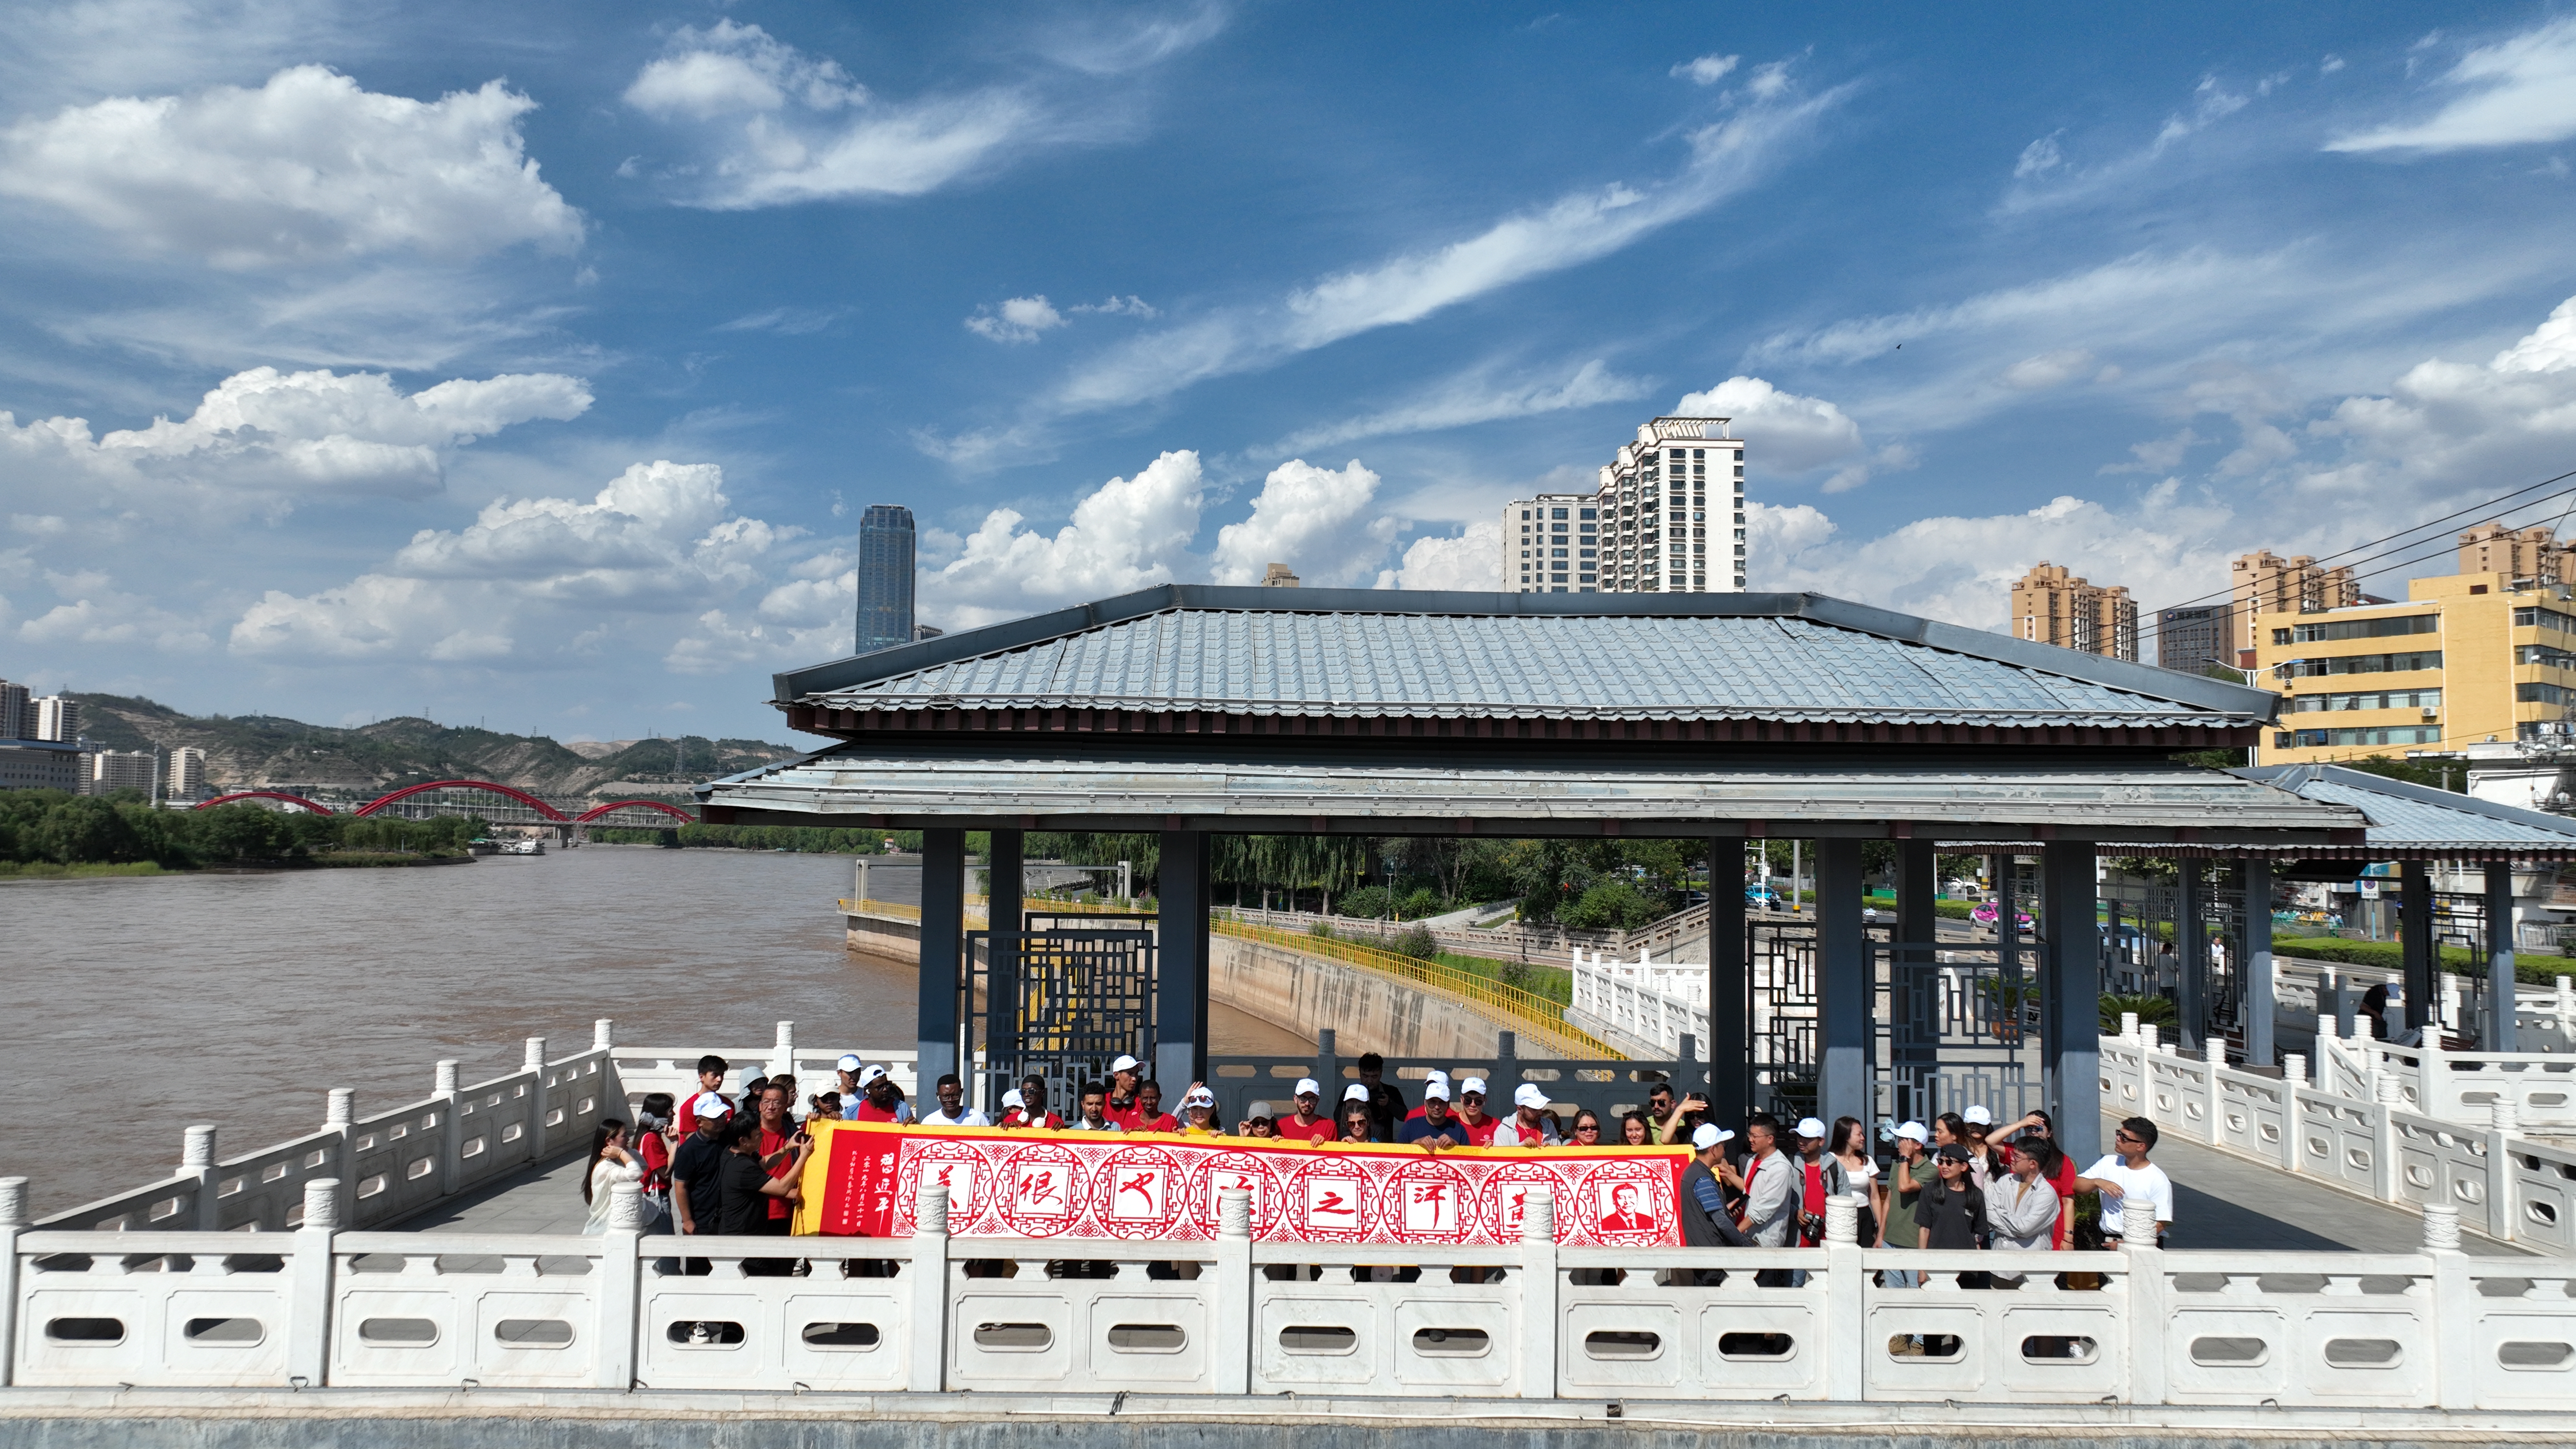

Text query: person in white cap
(1790, 1117), (1832, 1247)
(1106, 1054), (1144, 1126)
(995, 1088), (1026, 1128)
(668, 1091), (735, 1238)
(1278, 1077), (1336, 1143)
(1878, 1121), (1934, 1286)
(1958, 1105), (2002, 1188)
(833, 1053), (865, 1109)
(1453, 1076), (1500, 1146)
(1335, 1083), (1378, 1143)
(1400, 1071), (1452, 1122)
(1396, 1074), (1469, 1149)
(1679, 1124), (1754, 1252)
(1175, 1085), (1225, 1137)
(850, 1065), (914, 1125)
(1489, 1083), (1563, 1147)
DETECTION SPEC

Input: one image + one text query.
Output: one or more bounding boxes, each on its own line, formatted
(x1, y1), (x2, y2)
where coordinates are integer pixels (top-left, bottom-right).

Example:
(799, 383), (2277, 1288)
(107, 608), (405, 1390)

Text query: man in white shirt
(1737, 1114), (1799, 1248)
(1489, 1083), (1564, 1147)
(916, 1072), (989, 1127)
(2075, 1116), (2174, 1246)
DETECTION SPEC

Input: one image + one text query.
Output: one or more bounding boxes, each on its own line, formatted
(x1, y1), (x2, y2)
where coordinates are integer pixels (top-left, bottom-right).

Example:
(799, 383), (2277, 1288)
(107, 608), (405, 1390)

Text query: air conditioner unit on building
(2422, 707), (2440, 720)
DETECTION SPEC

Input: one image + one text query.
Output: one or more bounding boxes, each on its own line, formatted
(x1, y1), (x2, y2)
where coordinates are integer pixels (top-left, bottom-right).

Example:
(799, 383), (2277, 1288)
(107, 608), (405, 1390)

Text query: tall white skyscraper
(33, 696), (79, 743)
(167, 745), (208, 801)
(1501, 416), (1745, 594)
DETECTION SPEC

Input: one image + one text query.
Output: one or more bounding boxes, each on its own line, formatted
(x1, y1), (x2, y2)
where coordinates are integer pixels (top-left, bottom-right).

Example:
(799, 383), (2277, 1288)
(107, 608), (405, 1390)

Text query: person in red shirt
(1105, 1054), (1144, 1127)
(1793, 1116), (1830, 1247)
(852, 1066), (914, 1124)
(634, 1092), (676, 1231)
(1128, 1080), (1177, 1133)
(753, 1083), (802, 1228)
(674, 1055), (729, 1134)
(1452, 1077), (1500, 1146)
(1276, 1077), (1336, 1143)
(998, 1077), (1064, 1130)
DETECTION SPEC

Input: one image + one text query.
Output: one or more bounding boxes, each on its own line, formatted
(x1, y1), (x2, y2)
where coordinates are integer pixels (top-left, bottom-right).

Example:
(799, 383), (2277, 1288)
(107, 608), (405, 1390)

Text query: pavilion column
(1707, 836), (1750, 1125)
(1816, 839), (1869, 1133)
(2244, 857), (2276, 1068)
(2488, 861), (2519, 1051)
(1157, 831), (1209, 1089)
(1892, 840), (1938, 1124)
(2038, 843), (2103, 1166)
(2177, 861), (2208, 1054)
(987, 829), (1025, 1080)
(917, 828), (966, 1084)
(2401, 862), (2436, 1035)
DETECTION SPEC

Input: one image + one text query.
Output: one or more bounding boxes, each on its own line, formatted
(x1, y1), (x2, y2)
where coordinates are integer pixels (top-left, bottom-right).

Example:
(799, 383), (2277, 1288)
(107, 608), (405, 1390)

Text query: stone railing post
(325, 1089), (357, 1229)
(2119, 1011), (2139, 1041)
(523, 1036), (550, 1163)
(2122, 1198), (2166, 1404)
(907, 1184), (950, 1392)
(2488, 1098), (2521, 1244)
(2280, 1056), (2306, 1173)
(773, 1020), (795, 1081)
(2204, 1051), (2225, 1145)
(2416, 1039), (2447, 1118)
(2422, 1203), (2474, 1409)
(1824, 1193), (1864, 1400)
(2374, 1073), (2406, 1203)
(2558, 976), (2575, 1044)
(595, 1180), (642, 1389)
(0, 1177), (25, 1387)
(1212, 1188), (1253, 1394)
(435, 1059), (463, 1200)
(1516, 1186), (1556, 1400)
(183, 1125), (219, 1230)
(286, 1178), (340, 1388)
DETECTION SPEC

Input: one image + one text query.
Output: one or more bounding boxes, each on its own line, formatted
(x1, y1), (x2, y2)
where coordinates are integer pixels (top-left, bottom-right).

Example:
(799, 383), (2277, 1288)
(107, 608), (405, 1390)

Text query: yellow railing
(1212, 918), (1624, 1060)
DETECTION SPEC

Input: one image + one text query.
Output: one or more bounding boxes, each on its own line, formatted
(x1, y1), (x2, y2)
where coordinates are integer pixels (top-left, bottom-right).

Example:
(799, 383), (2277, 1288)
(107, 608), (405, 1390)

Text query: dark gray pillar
(1892, 840), (1937, 1123)
(2489, 861), (2519, 1051)
(1708, 836), (1751, 1126)
(1817, 839), (1869, 1133)
(2401, 862), (2435, 1035)
(1156, 830), (1208, 1089)
(2243, 858), (2275, 1067)
(2178, 862), (2207, 1053)
(2040, 842), (2103, 1167)
(917, 827), (966, 1083)
(987, 829), (1024, 1077)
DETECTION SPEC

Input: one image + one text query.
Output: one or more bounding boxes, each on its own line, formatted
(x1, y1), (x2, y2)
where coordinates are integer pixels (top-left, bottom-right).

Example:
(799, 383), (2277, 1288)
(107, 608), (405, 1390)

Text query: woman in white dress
(581, 1118), (643, 1234)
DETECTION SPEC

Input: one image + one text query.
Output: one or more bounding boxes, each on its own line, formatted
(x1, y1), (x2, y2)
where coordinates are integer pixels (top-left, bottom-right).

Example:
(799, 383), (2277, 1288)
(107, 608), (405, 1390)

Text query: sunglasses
(2115, 1131), (2142, 1144)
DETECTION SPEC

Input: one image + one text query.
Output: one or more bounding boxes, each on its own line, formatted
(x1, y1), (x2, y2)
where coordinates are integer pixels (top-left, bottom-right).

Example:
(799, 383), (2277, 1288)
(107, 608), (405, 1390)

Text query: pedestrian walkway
(2120, 1115), (2532, 1257)
(396, 1151), (594, 1236)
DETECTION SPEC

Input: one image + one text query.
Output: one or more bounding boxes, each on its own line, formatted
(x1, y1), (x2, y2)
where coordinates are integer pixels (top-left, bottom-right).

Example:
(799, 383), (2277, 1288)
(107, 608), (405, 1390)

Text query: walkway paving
(394, 1151), (595, 1236)
(2121, 1115), (2531, 1257)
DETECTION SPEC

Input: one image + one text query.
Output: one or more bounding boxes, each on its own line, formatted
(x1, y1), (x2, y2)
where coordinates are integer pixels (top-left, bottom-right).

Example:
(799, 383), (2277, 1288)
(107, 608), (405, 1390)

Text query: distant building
(0, 739), (82, 791)
(167, 745), (208, 801)
(2230, 550), (2359, 664)
(910, 624), (944, 642)
(855, 504), (916, 654)
(1262, 563), (1300, 587)
(88, 749), (155, 795)
(2155, 604), (2232, 674)
(0, 680), (27, 740)
(1502, 415), (1746, 594)
(32, 696), (79, 743)
(2008, 562), (2138, 661)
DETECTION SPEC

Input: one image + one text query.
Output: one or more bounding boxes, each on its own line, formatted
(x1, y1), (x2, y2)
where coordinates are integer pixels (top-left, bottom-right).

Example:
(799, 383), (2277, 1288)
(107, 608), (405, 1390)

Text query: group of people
(575, 1048), (2179, 1266)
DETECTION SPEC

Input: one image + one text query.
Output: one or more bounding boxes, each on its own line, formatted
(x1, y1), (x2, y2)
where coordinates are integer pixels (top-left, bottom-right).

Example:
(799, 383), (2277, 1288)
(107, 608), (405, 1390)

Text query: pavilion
(701, 584), (2367, 1163)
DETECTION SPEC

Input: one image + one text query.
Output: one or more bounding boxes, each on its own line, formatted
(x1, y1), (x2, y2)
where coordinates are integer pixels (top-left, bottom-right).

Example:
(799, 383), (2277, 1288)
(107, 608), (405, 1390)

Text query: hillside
(67, 695), (799, 805)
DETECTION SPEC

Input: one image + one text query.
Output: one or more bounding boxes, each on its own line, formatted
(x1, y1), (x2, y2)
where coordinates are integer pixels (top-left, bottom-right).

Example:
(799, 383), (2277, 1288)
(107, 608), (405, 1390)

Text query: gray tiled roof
(2234, 765), (2576, 856)
(798, 605), (2256, 728)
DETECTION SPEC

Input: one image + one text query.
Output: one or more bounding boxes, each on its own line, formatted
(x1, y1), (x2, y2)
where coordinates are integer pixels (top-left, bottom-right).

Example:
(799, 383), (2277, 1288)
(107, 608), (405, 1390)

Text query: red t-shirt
(1107, 1099), (1141, 1130)
(1000, 1110), (1063, 1130)
(676, 1091), (728, 1135)
(2044, 1155), (2077, 1248)
(1276, 1115), (1337, 1144)
(1454, 1114), (1499, 1147)
(639, 1131), (672, 1191)
(1801, 1160), (1828, 1245)
(854, 1101), (906, 1124)
(1130, 1112), (1177, 1133)
(758, 1127), (797, 1221)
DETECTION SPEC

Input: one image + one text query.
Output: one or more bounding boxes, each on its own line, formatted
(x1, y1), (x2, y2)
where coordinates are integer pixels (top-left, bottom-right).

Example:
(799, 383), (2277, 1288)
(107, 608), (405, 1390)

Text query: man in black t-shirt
(669, 1092), (733, 1239)
(716, 1111), (811, 1276)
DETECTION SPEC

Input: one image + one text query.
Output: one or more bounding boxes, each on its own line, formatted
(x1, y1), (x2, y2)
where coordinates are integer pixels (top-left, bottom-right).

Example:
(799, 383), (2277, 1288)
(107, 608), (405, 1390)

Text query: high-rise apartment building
(167, 745), (207, 801)
(32, 696), (79, 743)
(2155, 604), (2232, 674)
(2007, 563), (2138, 661)
(1502, 416), (1745, 594)
(0, 680), (28, 740)
(855, 504), (916, 654)
(89, 749), (155, 795)
(2230, 551), (2360, 663)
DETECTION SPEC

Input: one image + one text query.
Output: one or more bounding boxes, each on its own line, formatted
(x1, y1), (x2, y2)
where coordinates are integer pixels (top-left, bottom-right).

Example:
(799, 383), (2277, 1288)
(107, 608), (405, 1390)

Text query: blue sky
(4, 2), (2576, 742)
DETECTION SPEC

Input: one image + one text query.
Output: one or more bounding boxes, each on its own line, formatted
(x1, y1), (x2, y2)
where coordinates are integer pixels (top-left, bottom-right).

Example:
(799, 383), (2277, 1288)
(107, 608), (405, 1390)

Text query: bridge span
(194, 779), (694, 827)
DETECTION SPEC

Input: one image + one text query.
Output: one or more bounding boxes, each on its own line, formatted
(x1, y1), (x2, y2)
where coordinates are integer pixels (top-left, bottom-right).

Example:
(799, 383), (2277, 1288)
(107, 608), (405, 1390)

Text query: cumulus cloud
(2329, 17), (2576, 153)
(0, 365), (589, 505)
(16, 574), (210, 652)
(1672, 376), (1862, 472)
(966, 295), (1067, 343)
(916, 450), (1206, 628)
(0, 65), (583, 267)
(1378, 520), (1503, 591)
(623, 21), (1058, 208)
(1671, 54), (1739, 85)
(1211, 459), (1394, 587)
(1269, 358), (1649, 454)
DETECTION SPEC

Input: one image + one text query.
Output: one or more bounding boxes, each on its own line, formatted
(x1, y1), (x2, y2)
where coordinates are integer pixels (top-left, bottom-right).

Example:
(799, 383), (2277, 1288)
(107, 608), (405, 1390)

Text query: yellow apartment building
(2253, 568), (2576, 764)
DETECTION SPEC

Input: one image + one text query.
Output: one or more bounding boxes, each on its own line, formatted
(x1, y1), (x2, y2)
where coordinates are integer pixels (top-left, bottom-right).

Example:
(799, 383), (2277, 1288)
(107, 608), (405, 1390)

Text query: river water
(1, 845), (1305, 1217)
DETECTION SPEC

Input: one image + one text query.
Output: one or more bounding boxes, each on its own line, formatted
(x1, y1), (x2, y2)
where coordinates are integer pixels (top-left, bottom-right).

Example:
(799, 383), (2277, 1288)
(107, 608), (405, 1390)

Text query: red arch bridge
(193, 782), (695, 828)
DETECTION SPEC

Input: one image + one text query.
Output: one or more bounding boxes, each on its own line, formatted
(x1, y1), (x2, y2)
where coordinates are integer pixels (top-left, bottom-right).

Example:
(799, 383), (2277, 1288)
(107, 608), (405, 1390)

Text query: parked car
(1969, 902), (2034, 931)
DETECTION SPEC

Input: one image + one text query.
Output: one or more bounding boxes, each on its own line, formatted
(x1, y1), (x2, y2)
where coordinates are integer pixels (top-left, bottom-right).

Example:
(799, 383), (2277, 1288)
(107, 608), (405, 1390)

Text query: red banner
(793, 1122), (1688, 1248)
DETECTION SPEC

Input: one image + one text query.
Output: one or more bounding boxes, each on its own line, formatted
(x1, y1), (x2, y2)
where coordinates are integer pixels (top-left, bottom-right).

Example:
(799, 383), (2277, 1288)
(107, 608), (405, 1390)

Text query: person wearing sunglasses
(2075, 1117), (2172, 1248)
(1569, 1109), (1605, 1147)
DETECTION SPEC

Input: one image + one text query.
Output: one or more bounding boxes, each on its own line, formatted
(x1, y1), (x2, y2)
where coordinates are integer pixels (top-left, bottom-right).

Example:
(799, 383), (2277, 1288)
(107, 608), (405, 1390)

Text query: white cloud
(1378, 520), (1502, 591)
(623, 21), (1056, 209)
(1672, 376), (1863, 472)
(1743, 60), (1794, 102)
(16, 577), (209, 652)
(966, 295), (1068, 343)
(0, 365), (589, 505)
(2013, 132), (2064, 179)
(2329, 17), (2576, 152)
(917, 450), (1206, 628)
(1999, 348), (2098, 390)
(0, 65), (583, 267)
(1042, 72), (1844, 417)
(1269, 357), (1650, 454)
(715, 305), (848, 335)
(1211, 459), (1393, 587)
(1040, 3), (1230, 76)
(1671, 54), (1739, 85)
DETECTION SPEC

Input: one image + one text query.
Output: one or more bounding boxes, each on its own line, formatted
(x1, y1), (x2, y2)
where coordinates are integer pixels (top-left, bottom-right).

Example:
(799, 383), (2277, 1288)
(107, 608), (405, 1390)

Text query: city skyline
(1, 4), (2573, 741)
